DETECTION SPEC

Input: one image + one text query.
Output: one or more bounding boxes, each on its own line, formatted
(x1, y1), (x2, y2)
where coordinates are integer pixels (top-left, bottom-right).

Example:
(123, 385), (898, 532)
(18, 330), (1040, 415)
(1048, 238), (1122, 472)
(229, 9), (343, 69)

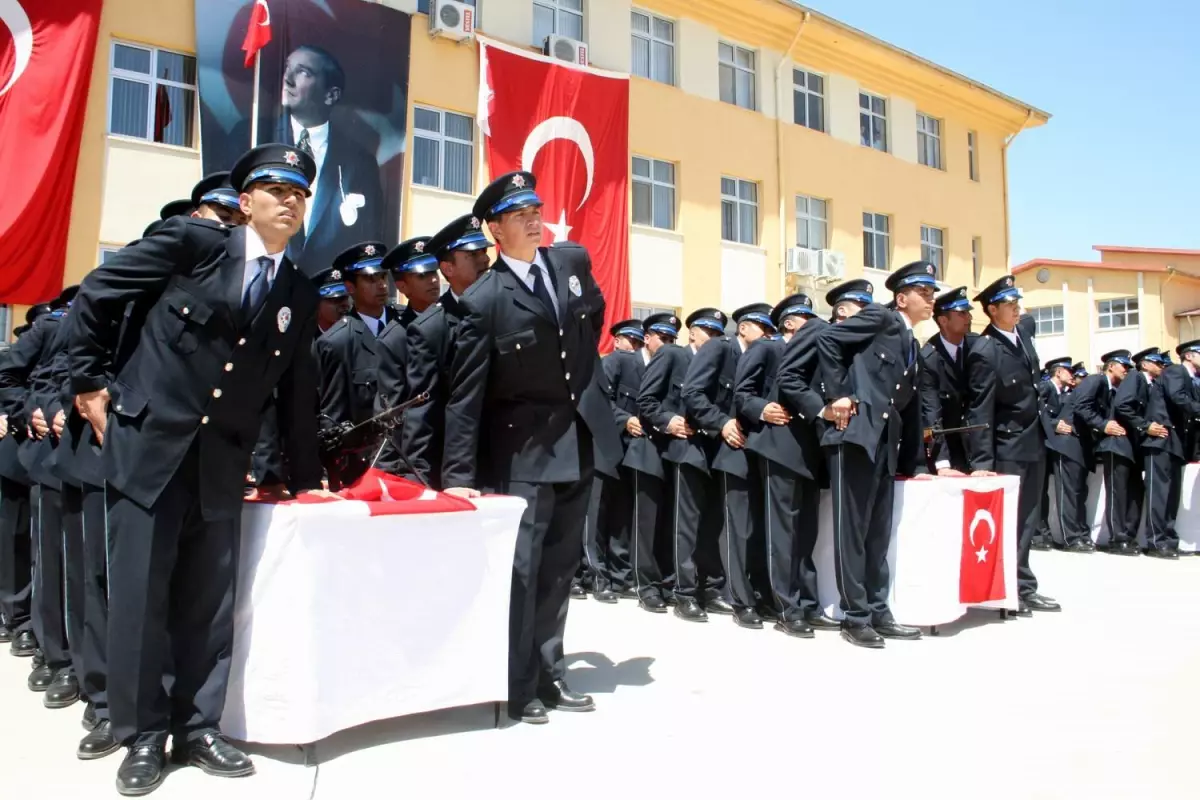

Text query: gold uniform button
(212, 389), (222, 398)
(224, 363), (234, 372)
(200, 416), (209, 424)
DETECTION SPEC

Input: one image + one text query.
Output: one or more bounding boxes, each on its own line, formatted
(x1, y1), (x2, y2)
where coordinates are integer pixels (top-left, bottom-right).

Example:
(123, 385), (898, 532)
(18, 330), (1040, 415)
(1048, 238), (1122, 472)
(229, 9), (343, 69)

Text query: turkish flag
(253, 468), (478, 515)
(241, 0), (272, 69)
(0, 0), (102, 305)
(959, 489), (1006, 603)
(477, 37), (630, 353)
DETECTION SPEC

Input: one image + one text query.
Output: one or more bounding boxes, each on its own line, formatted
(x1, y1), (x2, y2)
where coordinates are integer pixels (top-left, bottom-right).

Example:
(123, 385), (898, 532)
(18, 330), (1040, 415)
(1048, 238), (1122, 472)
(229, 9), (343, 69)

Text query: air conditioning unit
(430, 0), (475, 41)
(816, 249), (846, 281)
(785, 247), (819, 275)
(544, 34), (588, 66)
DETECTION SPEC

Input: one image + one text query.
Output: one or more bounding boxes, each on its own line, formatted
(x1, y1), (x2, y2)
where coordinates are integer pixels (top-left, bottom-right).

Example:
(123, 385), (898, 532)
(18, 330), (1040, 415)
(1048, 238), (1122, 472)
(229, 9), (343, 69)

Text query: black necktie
(297, 128), (314, 158)
(902, 329), (915, 367)
(955, 346), (964, 372)
(530, 264), (557, 321)
(243, 256), (272, 319)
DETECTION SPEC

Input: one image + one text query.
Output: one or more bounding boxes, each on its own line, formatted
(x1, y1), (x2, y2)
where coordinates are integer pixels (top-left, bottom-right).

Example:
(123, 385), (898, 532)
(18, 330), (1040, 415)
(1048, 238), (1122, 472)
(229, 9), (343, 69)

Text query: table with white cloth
(814, 475), (1021, 627)
(220, 495), (526, 745)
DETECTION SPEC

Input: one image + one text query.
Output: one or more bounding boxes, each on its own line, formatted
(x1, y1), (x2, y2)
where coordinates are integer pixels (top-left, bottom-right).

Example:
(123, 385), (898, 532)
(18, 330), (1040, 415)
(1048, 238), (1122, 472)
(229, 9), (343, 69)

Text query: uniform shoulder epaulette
(414, 304), (445, 328)
(549, 240), (583, 250)
(184, 217), (233, 235)
(462, 269), (496, 298)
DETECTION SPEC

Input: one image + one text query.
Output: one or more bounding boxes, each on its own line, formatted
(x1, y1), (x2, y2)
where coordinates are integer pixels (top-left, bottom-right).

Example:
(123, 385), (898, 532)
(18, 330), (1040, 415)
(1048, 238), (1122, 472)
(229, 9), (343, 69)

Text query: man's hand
(296, 489), (341, 500)
(721, 419), (745, 449)
(1055, 419), (1073, 435)
(75, 388), (111, 445)
(246, 483), (291, 502)
(625, 416), (644, 437)
(937, 467), (967, 477)
(30, 408), (48, 438)
(1147, 422), (1169, 439)
(52, 410), (65, 439)
(445, 486), (481, 499)
(761, 402), (791, 426)
(910, 473), (934, 481)
(0, 413), (9, 439)
(665, 415), (693, 438)
(971, 469), (998, 477)
(1104, 420), (1126, 437)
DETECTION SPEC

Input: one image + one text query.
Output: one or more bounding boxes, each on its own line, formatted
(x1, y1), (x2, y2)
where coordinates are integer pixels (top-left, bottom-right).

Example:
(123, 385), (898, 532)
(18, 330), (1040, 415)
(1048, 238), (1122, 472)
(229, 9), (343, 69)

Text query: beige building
(1014, 245), (1200, 370)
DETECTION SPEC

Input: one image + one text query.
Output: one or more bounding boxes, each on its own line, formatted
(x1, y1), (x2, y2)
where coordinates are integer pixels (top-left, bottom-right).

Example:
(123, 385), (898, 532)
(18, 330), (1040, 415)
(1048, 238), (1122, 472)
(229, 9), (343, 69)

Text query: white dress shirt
(641, 347), (651, 366)
(939, 335), (962, 365)
(290, 118), (329, 233)
(500, 251), (559, 319)
(242, 224), (284, 300)
(358, 311), (383, 337)
(993, 326), (1020, 348)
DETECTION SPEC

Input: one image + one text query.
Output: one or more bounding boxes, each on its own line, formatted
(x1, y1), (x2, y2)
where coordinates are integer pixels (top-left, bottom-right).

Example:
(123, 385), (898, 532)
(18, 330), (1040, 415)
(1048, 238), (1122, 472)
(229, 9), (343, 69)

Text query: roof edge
(1093, 244), (1200, 257)
(1012, 258), (1167, 275)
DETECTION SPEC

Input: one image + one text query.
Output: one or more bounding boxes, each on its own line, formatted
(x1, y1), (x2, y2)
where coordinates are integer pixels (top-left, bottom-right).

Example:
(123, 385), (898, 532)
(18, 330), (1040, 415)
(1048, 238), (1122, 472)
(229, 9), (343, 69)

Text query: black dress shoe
(83, 702), (99, 731)
(1013, 602), (1034, 617)
(1030, 539), (1052, 551)
(1079, 539), (1096, 552)
(755, 605), (781, 622)
(705, 597), (735, 615)
(171, 732), (255, 778)
(569, 584), (587, 599)
(509, 699), (549, 724)
(1065, 540), (1092, 553)
(78, 719), (121, 760)
(1109, 539), (1140, 556)
(9, 629), (36, 657)
(116, 744), (166, 796)
(1145, 548), (1179, 560)
(27, 662), (54, 692)
(840, 624), (885, 649)
(638, 594), (668, 613)
(674, 598), (707, 622)
(45, 669), (80, 708)
(733, 607), (763, 629)
(1024, 593), (1061, 612)
(774, 618), (815, 638)
(875, 620), (922, 640)
(662, 592), (678, 607)
(804, 611), (841, 630)
(0, 624), (12, 644)
(594, 589), (619, 604)
(618, 586), (638, 600)
(538, 680), (595, 712)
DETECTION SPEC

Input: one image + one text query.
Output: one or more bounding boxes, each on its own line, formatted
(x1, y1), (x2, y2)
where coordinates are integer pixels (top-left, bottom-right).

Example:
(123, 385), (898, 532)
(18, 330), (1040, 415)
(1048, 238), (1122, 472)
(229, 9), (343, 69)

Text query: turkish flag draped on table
(476, 36), (630, 353)
(0, 0), (102, 304)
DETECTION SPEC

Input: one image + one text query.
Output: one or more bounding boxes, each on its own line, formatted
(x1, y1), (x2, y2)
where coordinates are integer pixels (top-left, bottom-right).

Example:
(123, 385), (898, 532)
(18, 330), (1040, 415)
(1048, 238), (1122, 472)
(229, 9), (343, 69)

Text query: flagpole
(250, 50), (262, 147)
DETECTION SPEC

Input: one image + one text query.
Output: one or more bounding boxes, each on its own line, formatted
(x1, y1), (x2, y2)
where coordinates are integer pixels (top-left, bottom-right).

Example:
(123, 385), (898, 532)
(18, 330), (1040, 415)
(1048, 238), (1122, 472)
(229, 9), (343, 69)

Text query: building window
(795, 195), (828, 250)
(412, 106), (474, 195)
(109, 42), (197, 148)
(632, 156), (675, 230)
(721, 177), (758, 245)
(1097, 297), (1139, 330)
(792, 68), (824, 132)
(631, 10), (674, 85)
(99, 246), (122, 264)
(967, 131), (979, 181)
(1030, 305), (1065, 336)
(920, 225), (945, 278)
(533, 0), (583, 45)
(718, 42), (756, 110)
(632, 304), (676, 320)
(863, 212), (890, 270)
(859, 92), (887, 151)
(971, 236), (982, 286)
(917, 113), (942, 169)
(0, 305), (9, 342)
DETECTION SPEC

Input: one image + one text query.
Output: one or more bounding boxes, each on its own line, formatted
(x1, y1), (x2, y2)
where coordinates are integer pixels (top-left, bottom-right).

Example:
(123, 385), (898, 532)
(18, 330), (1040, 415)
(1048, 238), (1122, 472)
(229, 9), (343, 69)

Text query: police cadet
(441, 171), (617, 725)
(1037, 357), (1090, 551)
(1115, 348), (1169, 550)
(641, 308), (732, 623)
(817, 265), (933, 648)
(964, 275), (1060, 614)
(627, 313), (681, 613)
(1123, 348), (1174, 557)
(683, 303), (775, 629)
(1074, 349), (1141, 555)
(742, 294), (840, 637)
(1073, 362), (1088, 381)
(188, 172), (247, 227)
(1144, 343), (1200, 557)
(920, 287), (976, 474)
(398, 215), (491, 487)
(69, 143), (326, 794)
(312, 267), (352, 334)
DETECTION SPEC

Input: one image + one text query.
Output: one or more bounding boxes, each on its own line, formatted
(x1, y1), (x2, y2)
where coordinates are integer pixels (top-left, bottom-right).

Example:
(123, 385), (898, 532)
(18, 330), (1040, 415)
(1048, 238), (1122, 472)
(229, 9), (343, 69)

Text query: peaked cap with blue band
(1144, 350), (1171, 366)
(428, 214), (492, 260)
(1132, 347), (1161, 365)
(473, 171), (543, 221)
(771, 293), (817, 327)
(1178, 340), (1200, 357)
(383, 237), (439, 276)
(825, 279), (874, 307)
(334, 241), (389, 276)
(974, 274), (1021, 307)
(934, 286), (972, 315)
(733, 302), (776, 333)
(1101, 349), (1135, 369)
(230, 143), (317, 196)
(1043, 356), (1073, 373)
(886, 260), (939, 293)
(686, 307), (727, 335)
(311, 267), (351, 300)
(159, 199), (193, 220)
(609, 318), (645, 342)
(191, 171), (241, 212)
(1072, 362), (1088, 378)
(643, 312), (680, 339)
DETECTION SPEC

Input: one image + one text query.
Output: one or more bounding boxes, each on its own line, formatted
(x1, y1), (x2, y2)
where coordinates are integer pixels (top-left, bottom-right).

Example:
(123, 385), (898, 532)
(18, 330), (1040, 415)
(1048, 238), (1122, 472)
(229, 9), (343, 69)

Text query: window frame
(916, 112), (943, 170)
(971, 236), (982, 286)
(720, 176), (759, 246)
(794, 194), (828, 250)
(862, 211), (891, 270)
(630, 9), (675, 86)
(1030, 305), (1065, 336)
(108, 40), (198, 149)
(1097, 297), (1140, 330)
(631, 155), (677, 231)
(632, 304), (678, 321)
(718, 41), (757, 111)
(858, 91), (888, 152)
(98, 245), (123, 264)
(411, 105), (476, 195)
(920, 224), (946, 279)
(791, 67), (825, 133)
(0, 305), (9, 343)
(968, 130), (979, 181)
(533, 0), (585, 45)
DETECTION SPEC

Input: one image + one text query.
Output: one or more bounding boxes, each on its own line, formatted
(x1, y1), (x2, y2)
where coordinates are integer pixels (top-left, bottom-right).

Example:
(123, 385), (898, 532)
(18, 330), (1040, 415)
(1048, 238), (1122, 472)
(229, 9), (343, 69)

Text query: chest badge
(568, 275), (582, 297)
(277, 306), (292, 333)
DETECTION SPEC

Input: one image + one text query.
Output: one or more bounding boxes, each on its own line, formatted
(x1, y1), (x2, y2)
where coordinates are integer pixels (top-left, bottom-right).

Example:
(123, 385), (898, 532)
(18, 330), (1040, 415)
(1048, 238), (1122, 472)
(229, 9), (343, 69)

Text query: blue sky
(804, 0), (1200, 265)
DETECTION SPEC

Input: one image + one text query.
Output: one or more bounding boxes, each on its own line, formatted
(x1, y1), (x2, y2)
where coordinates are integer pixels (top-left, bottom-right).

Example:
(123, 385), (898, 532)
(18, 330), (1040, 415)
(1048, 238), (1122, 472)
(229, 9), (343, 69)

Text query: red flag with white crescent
(477, 38), (630, 353)
(241, 0), (272, 68)
(0, 0), (102, 304)
(959, 489), (1006, 603)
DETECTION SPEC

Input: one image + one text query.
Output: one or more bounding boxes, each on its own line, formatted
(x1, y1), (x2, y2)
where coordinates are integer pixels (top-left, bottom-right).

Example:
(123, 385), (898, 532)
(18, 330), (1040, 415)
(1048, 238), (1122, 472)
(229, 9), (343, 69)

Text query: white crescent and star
(255, 0), (271, 25)
(0, 0), (33, 98)
(968, 508), (996, 563)
(520, 115), (595, 243)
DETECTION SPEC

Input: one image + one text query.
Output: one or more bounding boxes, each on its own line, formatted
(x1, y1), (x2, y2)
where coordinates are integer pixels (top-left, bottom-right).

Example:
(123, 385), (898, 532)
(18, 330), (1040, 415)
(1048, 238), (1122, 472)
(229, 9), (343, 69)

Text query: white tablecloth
(220, 495), (526, 745)
(814, 476), (1021, 627)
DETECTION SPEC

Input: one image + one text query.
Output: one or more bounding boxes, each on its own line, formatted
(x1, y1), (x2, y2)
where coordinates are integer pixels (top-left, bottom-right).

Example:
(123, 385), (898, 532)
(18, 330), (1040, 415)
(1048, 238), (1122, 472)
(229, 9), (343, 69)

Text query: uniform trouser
(106, 448), (239, 747)
(1035, 458), (1053, 544)
(0, 476), (32, 629)
(62, 484), (87, 687)
(826, 442), (894, 626)
(997, 456), (1043, 598)
(1144, 450), (1182, 552)
(759, 457), (820, 622)
(1051, 453), (1090, 545)
(31, 484), (70, 671)
(671, 463), (725, 600)
(629, 470), (665, 599)
(717, 467), (762, 610)
(583, 470), (633, 592)
(1102, 452), (1143, 545)
(79, 483), (110, 720)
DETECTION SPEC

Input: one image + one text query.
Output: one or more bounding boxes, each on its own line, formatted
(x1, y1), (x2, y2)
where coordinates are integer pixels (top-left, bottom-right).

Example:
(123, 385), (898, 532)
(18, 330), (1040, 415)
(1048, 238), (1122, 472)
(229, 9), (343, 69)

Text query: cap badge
(284, 151), (300, 166)
(926, 265), (935, 275)
(277, 306), (292, 333)
(363, 244), (377, 256)
(469, 216), (480, 229)
(331, 269), (342, 281)
(568, 275), (582, 297)
(715, 312), (724, 322)
(511, 174), (526, 188)
(669, 316), (677, 326)
(866, 283), (874, 293)
(414, 241), (425, 253)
